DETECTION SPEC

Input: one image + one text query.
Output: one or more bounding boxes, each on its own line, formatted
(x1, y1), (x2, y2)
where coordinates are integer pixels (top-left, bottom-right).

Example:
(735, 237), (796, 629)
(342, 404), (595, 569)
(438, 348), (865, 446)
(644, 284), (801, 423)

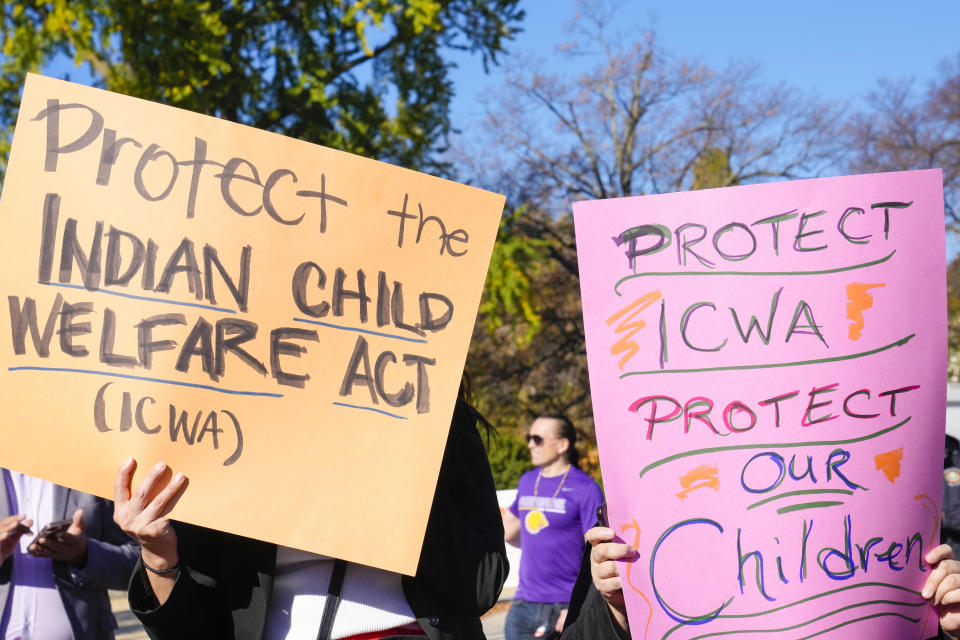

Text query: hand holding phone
(29, 518), (72, 549)
(28, 511), (88, 566)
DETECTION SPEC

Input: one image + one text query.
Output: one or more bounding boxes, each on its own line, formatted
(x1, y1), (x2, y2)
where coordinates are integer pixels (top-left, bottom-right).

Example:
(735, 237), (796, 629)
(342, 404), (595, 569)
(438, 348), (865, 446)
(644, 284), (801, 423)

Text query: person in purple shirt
(502, 415), (604, 640)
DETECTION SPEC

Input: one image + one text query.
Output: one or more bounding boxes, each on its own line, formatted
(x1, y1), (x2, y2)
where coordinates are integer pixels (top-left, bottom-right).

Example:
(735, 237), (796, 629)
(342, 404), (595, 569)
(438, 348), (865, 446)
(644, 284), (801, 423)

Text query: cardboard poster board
(574, 170), (946, 638)
(0, 74), (504, 575)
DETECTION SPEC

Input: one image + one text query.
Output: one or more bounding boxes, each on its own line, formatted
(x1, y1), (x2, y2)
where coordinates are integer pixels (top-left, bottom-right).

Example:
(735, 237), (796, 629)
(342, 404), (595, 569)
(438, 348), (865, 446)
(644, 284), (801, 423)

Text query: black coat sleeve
(128, 523), (274, 640)
(559, 542), (626, 640)
(128, 523), (233, 639)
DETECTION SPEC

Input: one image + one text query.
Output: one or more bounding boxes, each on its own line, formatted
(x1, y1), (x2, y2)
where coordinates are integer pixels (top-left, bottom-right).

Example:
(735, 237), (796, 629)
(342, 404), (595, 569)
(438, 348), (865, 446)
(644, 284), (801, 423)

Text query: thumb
(68, 508), (84, 535)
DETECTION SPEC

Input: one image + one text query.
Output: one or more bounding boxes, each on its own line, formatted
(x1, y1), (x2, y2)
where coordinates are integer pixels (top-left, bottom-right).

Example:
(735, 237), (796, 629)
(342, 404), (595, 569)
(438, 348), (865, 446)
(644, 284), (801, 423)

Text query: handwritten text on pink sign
(575, 170), (946, 639)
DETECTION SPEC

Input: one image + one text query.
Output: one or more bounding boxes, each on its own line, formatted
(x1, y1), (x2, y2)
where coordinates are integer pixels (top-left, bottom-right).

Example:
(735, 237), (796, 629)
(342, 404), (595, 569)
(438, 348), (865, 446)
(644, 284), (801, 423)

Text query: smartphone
(596, 503), (608, 527)
(29, 518), (72, 548)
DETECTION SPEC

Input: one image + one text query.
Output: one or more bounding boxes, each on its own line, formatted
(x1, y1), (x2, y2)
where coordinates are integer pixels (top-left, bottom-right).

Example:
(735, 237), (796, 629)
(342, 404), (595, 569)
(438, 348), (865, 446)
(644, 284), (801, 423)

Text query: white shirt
(263, 546), (417, 640)
(2, 472), (73, 640)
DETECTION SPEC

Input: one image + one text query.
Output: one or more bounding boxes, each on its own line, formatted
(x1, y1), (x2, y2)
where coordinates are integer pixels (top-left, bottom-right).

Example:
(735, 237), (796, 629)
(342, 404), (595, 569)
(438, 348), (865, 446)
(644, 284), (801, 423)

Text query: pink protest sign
(573, 170), (946, 639)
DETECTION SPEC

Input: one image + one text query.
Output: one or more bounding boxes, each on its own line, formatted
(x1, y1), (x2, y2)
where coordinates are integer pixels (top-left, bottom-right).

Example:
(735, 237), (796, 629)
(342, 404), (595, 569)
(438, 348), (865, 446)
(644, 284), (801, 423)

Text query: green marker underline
(614, 250), (896, 296)
(776, 500), (846, 514)
(662, 581), (921, 639)
(747, 489), (854, 510)
(620, 334), (915, 377)
(687, 609), (920, 640)
(638, 416), (910, 478)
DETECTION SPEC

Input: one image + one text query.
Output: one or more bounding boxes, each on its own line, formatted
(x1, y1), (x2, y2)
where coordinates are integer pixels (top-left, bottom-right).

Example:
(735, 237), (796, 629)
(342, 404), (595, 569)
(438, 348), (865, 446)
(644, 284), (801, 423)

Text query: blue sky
(44, 2), (960, 134)
(448, 0), (960, 125)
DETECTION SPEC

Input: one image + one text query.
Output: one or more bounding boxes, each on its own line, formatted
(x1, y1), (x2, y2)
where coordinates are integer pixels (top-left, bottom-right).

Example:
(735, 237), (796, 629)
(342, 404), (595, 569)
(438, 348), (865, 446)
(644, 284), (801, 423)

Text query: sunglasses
(525, 434), (556, 447)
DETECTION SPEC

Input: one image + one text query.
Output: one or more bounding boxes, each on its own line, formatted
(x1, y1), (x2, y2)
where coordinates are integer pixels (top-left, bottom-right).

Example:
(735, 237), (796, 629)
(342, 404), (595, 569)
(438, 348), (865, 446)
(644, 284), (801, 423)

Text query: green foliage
(479, 204), (549, 344)
(484, 427), (533, 490)
(692, 147), (735, 191)
(467, 206), (596, 482)
(0, 0), (524, 177)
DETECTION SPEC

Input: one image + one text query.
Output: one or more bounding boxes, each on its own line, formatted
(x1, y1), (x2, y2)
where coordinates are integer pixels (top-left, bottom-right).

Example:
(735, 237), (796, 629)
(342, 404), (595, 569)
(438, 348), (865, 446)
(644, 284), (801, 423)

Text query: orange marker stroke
(874, 448), (903, 483)
(846, 282), (885, 341)
(676, 464), (720, 501)
(606, 290), (663, 370)
(620, 519), (653, 640)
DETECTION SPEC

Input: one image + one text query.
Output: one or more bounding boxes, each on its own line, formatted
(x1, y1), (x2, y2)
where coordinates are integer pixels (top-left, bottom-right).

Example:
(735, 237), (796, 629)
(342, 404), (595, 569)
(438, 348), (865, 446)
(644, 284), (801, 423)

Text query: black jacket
(128, 400), (508, 640)
(558, 543), (624, 640)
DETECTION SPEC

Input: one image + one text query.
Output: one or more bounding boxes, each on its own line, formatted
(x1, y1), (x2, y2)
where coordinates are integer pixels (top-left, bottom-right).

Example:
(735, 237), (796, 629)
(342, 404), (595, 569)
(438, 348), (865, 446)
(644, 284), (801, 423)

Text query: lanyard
(316, 559), (348, 640)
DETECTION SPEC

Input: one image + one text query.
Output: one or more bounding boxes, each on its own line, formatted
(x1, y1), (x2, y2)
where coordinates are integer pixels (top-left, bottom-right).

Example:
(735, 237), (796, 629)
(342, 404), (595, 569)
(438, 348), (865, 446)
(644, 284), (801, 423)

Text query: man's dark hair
(541, 414), (579, 468)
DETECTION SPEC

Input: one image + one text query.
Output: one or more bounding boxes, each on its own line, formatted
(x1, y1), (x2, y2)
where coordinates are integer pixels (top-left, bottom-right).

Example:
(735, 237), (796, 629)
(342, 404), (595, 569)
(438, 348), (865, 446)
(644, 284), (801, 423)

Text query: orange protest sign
(0, 74), (503, 575)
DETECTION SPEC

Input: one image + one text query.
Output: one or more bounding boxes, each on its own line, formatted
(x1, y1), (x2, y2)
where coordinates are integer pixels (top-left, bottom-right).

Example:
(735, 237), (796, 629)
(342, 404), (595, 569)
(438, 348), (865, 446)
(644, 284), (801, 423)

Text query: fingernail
(173, 473), (184, 483)
(923, 588), (931, 598)
(154, 461), (166, 471)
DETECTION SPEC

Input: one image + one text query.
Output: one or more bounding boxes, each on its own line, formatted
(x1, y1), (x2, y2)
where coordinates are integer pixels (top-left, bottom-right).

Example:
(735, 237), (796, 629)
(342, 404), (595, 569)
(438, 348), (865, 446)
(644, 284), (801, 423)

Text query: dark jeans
(504, 600), (567, 640)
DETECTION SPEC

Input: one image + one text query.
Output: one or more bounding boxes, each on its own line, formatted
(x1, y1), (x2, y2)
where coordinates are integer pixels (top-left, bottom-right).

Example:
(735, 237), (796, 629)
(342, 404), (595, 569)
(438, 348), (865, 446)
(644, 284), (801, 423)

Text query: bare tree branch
(847, 56), (960, 222)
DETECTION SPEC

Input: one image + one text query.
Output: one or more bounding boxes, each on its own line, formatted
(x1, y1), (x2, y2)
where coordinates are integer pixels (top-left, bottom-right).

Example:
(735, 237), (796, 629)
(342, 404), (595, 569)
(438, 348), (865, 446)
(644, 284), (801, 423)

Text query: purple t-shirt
(509, 466), (604, 603)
